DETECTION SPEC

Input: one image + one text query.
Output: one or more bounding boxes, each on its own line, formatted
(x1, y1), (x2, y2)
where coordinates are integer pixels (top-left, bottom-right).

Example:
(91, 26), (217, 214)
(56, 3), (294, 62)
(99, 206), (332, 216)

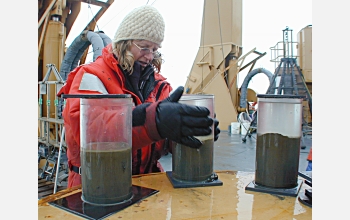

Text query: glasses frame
(132, 42), (161, 58)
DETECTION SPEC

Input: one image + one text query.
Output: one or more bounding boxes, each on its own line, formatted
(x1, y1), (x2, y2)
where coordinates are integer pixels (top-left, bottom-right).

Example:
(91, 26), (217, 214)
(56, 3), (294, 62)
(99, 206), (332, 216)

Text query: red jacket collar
(102, 44), (121, 72)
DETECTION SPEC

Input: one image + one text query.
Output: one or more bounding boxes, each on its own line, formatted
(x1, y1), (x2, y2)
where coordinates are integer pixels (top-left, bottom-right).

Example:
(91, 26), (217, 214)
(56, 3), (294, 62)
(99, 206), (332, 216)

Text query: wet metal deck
(38, 170), (312, 219)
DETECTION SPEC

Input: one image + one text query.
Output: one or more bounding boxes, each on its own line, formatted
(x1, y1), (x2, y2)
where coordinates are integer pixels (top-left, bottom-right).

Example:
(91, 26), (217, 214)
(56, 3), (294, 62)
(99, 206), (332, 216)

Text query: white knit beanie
(113, 5), (165, 46)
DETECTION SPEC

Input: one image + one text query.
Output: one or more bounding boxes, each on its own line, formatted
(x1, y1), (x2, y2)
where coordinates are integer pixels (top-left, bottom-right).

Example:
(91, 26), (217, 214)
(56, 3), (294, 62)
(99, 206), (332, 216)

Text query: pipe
(38, 15), (50, 56)
(59, 30), (105, 80)
(96, 31), (112, 46)
(59, 31), (89, 80)
(86, 31), (105, 61)
(239, 68), (274, 108)
(38, 0), (57, 28)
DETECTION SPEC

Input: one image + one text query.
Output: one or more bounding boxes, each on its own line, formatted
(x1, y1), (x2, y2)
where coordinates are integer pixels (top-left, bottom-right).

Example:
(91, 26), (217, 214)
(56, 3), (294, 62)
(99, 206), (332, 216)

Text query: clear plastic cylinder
(80, 94), (133, 205)
(255, 94), (304, 188)
(172, 94), (215, 182)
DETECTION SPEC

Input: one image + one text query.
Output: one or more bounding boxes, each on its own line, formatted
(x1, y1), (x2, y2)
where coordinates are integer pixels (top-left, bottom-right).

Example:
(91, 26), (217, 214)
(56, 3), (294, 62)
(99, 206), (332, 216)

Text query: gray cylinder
(255, 94), (304, 188)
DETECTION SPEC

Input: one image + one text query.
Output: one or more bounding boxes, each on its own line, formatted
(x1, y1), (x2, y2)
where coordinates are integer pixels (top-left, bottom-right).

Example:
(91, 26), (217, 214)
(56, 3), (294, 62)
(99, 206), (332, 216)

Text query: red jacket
(58, 44), (172, 187)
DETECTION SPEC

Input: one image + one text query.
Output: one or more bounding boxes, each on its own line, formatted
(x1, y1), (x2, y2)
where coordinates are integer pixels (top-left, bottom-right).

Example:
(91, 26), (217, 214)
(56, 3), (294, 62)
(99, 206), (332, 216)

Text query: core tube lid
(62, 94), (132, 99)
(256, 94), (305, 99)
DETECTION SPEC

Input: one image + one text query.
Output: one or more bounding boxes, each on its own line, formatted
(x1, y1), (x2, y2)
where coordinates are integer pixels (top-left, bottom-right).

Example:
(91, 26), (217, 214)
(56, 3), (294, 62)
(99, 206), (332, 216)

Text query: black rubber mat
(49, 185), (158, 220)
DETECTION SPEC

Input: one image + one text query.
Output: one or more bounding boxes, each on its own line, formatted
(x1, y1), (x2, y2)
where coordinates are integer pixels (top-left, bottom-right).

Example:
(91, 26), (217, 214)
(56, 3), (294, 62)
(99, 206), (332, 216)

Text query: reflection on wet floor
(39, 170), (312, 219)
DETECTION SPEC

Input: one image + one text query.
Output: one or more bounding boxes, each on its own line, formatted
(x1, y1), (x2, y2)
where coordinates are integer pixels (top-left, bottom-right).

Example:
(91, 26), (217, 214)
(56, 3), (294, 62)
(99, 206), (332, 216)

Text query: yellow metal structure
(183, 0), (269, 130)
(184, 0), (243, 130)
(38, 171), (312, 219)
(184, 0), (312, 130)
(297, 25), (312, 84)
(297, 25), (312, 123)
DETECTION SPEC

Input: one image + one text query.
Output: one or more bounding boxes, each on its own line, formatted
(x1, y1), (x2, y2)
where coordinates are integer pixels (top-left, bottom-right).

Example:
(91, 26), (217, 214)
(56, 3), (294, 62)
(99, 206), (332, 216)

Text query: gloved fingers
(179, 104), (210, 116)
(182, 126), (212, 137)
(166, 86), (184, 102)
(214, 118), (219, 127)
(214, 132), (220, 141)
(182, 115), (213, 127)
(179, 136), (202, 148)
(213, 117), (220, 141)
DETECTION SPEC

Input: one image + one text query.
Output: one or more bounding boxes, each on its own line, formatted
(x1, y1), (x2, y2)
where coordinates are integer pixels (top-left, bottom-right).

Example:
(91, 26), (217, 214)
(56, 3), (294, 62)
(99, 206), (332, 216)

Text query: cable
(100, 0), (137, 30)
(200, 1), (206, 91)
(87, 3), (100, 31)
(216, 0), (226, 78)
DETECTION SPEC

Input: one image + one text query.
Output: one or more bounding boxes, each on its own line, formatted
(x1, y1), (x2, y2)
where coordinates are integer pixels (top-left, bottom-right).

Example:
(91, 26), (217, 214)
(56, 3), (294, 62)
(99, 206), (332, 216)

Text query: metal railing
(270, 27), (300, 70)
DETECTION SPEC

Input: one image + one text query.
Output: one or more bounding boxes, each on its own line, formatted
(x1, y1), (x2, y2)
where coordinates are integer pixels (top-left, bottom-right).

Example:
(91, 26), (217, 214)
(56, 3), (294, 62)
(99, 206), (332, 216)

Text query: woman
(58, 5), (220, 188)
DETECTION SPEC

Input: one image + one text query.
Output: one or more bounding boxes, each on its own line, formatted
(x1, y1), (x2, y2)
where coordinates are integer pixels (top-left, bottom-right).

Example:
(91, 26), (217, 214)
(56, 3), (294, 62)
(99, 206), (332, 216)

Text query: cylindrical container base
(172, 138), (214, 182)
(81, 192), (133, 206)
(255, 133), (300, 188)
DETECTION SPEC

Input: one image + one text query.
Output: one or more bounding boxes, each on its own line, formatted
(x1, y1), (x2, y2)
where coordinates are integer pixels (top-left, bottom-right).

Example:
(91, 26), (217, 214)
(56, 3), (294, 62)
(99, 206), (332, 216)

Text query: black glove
(156, 86), (213, 148)
(164, 85), (184, 102)
(213, 113), (220, 141)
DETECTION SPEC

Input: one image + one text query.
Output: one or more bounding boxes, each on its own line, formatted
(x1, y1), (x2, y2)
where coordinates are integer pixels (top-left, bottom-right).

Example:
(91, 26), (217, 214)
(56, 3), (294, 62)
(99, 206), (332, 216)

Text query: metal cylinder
(255, 94), (304, 188)
(80, 94), (133, 205)
(172, 94), (215, 182)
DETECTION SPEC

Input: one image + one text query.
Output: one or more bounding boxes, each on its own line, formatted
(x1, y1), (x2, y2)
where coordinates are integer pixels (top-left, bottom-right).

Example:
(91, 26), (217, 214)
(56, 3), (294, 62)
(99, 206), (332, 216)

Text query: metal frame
(38, 64), (65, 148)
(38, 64), (67, 192)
